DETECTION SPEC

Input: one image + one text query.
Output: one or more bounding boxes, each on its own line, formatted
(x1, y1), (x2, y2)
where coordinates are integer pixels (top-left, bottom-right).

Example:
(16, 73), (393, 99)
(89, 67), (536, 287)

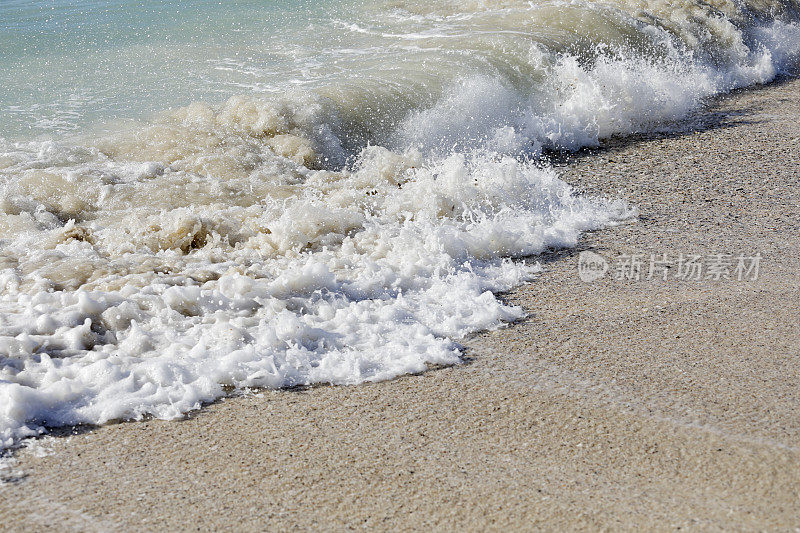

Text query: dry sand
(1, 78), (799, 531)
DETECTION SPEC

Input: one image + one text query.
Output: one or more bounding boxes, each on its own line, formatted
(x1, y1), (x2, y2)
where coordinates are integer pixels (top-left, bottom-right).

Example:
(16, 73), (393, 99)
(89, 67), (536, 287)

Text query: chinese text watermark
(578, 251), (761, 283)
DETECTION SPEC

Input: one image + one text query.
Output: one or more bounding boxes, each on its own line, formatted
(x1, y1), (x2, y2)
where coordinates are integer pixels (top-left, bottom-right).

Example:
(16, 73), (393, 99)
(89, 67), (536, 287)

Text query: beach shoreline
(1, 77), (799, 531)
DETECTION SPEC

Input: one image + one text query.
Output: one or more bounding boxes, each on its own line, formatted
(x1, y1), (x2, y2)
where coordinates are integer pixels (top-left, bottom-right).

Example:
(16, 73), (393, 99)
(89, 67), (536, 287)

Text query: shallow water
(1, 0), (799, 448)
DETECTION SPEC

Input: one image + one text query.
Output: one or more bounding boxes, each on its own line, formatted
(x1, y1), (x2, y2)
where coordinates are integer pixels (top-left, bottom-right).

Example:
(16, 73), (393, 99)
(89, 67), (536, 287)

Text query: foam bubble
(0, 139), (632, 447)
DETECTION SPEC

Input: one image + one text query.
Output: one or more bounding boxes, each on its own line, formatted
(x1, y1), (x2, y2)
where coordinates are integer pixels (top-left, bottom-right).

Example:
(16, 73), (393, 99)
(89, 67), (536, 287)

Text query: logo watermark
(578, 251), (610, 282)
(577, 251), (761, 282)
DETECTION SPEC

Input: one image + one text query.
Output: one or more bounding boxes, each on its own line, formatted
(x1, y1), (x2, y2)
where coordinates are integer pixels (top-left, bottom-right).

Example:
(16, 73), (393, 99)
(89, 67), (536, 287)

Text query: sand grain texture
(1, 79), (800, 531)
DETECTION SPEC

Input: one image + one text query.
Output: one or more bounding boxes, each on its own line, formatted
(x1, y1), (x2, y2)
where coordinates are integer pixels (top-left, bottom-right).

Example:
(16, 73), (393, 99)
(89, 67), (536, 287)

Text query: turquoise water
(0, 0), (345, 137)
(4, 0), (799, 143)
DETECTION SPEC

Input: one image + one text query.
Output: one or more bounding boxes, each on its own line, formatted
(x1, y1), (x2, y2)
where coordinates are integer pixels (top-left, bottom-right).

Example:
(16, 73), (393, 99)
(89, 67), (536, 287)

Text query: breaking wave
(1, 0), (799, 448)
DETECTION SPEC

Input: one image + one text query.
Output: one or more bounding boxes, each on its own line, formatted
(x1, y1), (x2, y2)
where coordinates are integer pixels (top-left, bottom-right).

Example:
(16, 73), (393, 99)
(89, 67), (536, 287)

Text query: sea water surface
(1, 0), (799, 448)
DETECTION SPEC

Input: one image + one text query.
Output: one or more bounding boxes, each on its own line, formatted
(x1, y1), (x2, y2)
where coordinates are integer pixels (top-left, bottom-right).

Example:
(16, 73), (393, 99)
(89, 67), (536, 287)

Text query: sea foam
(0, 142), (631, 448)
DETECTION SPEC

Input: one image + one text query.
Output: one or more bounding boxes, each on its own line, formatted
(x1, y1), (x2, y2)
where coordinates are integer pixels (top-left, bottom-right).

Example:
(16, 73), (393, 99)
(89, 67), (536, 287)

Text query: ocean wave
(1, 0), (799, 449)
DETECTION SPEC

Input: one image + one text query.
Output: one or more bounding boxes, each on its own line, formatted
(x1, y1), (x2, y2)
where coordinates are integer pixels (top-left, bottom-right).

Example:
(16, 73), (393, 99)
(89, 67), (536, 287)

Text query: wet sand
(1, 78), (799, 531)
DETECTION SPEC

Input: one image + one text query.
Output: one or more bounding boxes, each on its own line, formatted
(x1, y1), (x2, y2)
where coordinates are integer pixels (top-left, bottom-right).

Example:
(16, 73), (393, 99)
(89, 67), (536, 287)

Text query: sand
(1, 78), (799, 531)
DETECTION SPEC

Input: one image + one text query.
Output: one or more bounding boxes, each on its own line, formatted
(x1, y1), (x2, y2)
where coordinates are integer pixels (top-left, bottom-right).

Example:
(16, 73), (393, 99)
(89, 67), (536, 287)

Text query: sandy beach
(1, 78), (799, 531)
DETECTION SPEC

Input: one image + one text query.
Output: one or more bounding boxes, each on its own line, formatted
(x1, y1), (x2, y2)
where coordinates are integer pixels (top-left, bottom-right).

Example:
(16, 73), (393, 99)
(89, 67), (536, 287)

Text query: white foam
(397, 19), (800, 154)
(0, 140), (632, 448)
